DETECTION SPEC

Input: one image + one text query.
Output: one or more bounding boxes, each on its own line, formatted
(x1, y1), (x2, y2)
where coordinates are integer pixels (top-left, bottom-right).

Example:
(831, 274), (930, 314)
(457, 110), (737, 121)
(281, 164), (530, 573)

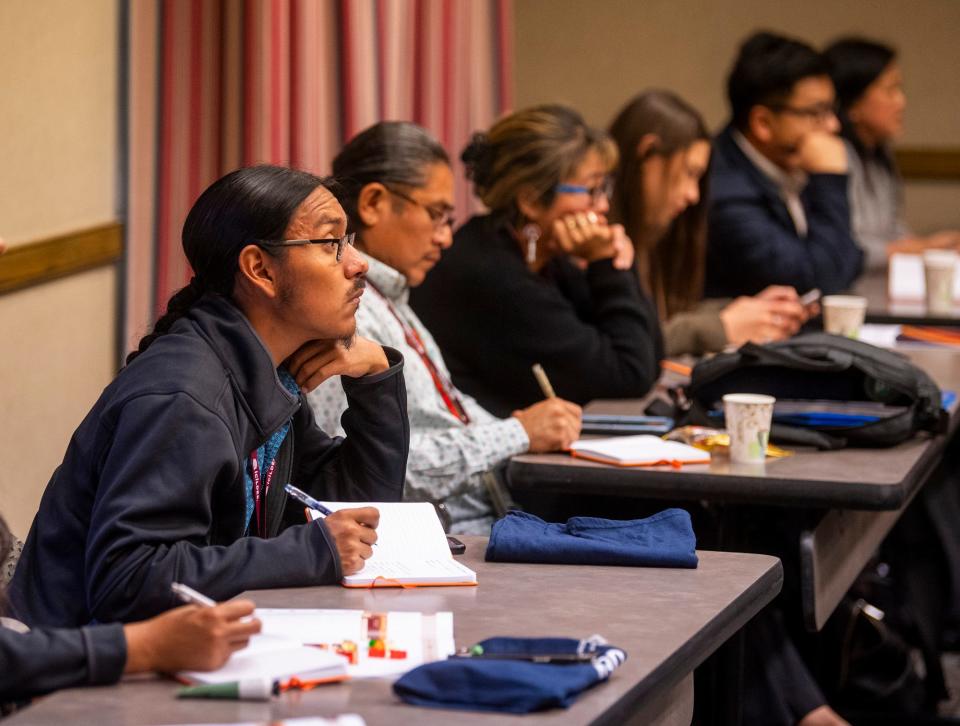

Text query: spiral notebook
(309, 502), (477, 588)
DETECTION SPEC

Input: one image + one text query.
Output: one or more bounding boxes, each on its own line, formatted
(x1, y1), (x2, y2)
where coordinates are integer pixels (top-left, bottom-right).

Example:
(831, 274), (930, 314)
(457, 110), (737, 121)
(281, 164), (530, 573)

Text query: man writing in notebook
(705, 31), (863, 297)
(10, 166), (408, 628)
(295, 122), (581, 534)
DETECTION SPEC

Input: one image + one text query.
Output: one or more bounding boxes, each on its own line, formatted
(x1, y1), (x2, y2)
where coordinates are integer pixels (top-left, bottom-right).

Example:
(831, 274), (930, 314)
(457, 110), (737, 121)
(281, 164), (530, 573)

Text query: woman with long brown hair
(609, 90), (810, 356)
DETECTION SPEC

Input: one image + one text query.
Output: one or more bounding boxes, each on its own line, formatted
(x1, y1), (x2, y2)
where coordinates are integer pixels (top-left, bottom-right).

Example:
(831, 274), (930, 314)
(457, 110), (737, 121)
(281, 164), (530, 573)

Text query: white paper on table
(178, 632), (347, 684)
(888, 253), (960, 302)
(857, 324), (902, 348)
(255, 608), (455, 678)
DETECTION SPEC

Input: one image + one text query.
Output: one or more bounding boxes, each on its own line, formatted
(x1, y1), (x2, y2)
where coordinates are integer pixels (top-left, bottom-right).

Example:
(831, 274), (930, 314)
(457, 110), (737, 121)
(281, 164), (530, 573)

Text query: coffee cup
(723, 393), (775, 463)
(822, 295), (867, 338)
(923, 249), (958, 314)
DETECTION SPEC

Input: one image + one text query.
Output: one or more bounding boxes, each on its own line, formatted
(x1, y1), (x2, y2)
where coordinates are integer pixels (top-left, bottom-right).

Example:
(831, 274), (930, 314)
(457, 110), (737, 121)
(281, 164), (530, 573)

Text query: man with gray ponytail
(298, 122), (581, 534)
(10, 166), (409, 628)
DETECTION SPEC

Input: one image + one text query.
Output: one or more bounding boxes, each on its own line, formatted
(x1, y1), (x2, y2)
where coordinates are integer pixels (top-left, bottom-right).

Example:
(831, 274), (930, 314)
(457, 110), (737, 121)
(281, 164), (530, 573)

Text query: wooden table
(508, 347), (960, 631)
(6, 538), (782, 726)
(855, 269), (960, 326)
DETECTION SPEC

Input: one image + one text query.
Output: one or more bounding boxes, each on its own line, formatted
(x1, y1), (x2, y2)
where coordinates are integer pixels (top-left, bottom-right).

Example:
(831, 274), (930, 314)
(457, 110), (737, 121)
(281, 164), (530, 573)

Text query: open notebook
(569, 435), (710, 467)
(310, 501), (477, 587)
(178, 632), (347, 685)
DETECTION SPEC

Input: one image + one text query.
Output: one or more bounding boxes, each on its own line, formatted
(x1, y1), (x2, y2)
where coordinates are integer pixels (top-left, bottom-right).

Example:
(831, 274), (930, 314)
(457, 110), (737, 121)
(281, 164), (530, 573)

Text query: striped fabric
(123, 0), (513, 353)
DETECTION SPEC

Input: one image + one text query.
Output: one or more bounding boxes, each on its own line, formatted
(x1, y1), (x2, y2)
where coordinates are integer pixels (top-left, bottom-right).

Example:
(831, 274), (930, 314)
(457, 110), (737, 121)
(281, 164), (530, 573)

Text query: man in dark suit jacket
(706, 32), (864, 298)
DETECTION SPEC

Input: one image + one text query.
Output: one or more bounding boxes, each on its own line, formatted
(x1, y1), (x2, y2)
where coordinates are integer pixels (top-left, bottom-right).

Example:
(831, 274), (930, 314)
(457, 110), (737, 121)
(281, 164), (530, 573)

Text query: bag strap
(739, 341), (854, 372)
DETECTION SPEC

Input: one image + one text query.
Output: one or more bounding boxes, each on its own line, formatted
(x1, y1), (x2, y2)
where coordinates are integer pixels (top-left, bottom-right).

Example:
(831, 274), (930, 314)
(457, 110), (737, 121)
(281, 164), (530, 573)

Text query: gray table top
(509, 347), (960, 510)
(856, 269), (960, 325)
(6, 538), (782, 726)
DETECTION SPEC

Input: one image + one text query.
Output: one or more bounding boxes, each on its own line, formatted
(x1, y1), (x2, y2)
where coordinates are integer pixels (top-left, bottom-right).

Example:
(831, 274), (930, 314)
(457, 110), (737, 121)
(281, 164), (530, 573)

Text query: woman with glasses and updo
(411, 105), (662, 417)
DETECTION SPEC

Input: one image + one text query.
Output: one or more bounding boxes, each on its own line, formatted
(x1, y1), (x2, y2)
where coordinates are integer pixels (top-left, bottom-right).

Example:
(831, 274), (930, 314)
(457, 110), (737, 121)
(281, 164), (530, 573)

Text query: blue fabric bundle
(485, 509), (698, 568)
(393, 636), (627, 713)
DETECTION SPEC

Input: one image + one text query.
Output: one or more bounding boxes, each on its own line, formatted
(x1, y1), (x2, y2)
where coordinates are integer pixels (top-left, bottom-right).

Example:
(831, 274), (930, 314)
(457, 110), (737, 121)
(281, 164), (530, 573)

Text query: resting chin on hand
(287, 336), (390, 392)
(796, 131), (848, 175)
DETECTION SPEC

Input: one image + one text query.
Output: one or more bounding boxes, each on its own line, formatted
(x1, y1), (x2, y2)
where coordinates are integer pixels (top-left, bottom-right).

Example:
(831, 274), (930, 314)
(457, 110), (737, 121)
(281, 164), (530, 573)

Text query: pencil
(531, 363), (556, 398)
(660, 360), (692, 377)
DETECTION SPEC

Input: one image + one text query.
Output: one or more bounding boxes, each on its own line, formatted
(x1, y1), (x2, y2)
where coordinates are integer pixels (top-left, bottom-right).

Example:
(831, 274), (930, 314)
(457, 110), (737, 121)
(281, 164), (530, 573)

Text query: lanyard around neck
(368, 282), (471, 424)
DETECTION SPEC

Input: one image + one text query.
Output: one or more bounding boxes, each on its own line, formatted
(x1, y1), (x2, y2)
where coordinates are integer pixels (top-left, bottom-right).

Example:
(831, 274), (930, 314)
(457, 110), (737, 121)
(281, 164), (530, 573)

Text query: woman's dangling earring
(522, 223), (541, 264)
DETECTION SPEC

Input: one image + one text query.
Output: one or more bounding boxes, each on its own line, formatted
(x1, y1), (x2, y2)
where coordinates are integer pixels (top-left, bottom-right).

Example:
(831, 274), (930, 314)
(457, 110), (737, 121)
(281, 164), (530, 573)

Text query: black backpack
(681, 333), (948, 450)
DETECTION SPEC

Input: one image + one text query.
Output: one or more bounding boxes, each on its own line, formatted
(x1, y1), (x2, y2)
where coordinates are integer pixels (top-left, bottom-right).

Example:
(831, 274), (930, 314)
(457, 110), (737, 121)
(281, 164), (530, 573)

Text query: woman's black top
(411, 214), (663, 417)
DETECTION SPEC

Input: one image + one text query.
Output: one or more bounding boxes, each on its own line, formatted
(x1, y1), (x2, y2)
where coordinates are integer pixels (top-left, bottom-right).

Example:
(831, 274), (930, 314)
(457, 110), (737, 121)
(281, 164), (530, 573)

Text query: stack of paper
(179, 632), (348, 685)
(569, 435), (710, 467)
(311, 502), (477, 587)
(255, 608), (455, 679)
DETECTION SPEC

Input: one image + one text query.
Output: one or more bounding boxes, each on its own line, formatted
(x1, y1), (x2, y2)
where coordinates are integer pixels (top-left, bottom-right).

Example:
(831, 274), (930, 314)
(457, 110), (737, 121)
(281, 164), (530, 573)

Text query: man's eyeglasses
(555, 177), (613, 205)
(385, 187), (456, 232)
(255, 232), (356, 262)
(768, 103), (838, 123)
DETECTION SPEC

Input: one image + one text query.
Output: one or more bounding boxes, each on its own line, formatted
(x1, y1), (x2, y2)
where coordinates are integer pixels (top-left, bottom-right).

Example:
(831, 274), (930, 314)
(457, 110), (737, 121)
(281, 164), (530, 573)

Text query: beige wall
(514, 0), (960, 234)
(0, 0), (119, 536)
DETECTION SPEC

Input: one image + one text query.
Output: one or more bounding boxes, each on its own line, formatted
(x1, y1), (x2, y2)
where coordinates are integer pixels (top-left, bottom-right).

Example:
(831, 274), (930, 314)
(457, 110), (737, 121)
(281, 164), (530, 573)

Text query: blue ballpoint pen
(283, 483), (333, 517)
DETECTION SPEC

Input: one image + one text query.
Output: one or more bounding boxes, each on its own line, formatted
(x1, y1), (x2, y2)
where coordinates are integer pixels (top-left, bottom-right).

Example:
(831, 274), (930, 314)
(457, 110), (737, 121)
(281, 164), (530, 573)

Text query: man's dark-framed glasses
(385, 186), (456, 231)
(255, 232), (356, 261)
(767, 102), (838, 123)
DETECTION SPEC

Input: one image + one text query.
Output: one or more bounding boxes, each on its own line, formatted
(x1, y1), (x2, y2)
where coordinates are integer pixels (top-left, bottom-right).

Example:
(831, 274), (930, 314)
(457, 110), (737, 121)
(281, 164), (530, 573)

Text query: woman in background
(411, 105), (661, 416)
(825, 38), (960, 270)
(608, 90), (809, 356)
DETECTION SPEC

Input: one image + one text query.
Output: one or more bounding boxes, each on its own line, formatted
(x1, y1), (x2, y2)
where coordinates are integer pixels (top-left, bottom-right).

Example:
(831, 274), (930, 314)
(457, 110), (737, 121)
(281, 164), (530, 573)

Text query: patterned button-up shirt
(306, 253), (529, 534)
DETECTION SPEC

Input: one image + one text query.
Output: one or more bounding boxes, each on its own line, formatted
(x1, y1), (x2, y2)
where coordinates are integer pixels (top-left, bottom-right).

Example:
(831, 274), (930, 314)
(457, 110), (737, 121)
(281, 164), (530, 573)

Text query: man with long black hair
(10, 166), (409, 628)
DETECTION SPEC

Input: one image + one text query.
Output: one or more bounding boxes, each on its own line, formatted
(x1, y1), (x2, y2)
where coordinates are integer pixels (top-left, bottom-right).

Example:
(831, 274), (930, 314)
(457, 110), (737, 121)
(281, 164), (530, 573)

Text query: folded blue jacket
(393, 636), (626, 713)
(485, 509), (698, 568)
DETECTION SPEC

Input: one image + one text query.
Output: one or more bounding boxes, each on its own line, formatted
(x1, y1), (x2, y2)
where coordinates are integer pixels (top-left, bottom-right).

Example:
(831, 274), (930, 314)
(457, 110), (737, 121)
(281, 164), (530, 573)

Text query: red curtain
(124, 0), (513, 352)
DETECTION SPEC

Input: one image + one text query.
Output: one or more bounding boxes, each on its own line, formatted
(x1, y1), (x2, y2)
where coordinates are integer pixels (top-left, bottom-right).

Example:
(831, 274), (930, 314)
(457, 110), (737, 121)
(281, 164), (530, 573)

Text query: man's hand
(287, 336), (389, 392)
(322, 507), (380, 575)
(123, 599), (261, 674)
(796, 131), (847, 174)
(512, 398), (582, 452)
(720, 295), (806, 346)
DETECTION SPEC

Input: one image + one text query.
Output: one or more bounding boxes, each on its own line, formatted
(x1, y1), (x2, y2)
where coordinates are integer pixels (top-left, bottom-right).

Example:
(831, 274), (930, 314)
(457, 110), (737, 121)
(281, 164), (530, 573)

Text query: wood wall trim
(895, 147), (960, 181)
(0, 222), (123, 295)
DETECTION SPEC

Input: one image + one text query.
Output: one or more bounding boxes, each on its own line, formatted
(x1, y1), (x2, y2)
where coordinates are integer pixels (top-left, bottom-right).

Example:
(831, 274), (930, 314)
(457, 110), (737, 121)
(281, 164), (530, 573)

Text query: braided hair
(127, 165), (328, 364)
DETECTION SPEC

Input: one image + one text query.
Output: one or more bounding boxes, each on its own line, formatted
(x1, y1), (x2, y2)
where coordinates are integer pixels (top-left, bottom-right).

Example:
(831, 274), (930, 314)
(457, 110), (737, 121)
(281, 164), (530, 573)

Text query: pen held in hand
(171, 582), (217, 608)
(283, 483), (333, 517)
(531, 363), (556, 399)
(284, 483), (377, 546)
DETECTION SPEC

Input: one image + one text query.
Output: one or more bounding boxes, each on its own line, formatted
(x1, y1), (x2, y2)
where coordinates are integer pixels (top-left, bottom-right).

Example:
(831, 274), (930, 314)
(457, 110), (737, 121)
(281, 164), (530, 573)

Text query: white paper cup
(822, 295), (867, 338)
(723, 393), (775, 463)
(923, 250), (958, 314)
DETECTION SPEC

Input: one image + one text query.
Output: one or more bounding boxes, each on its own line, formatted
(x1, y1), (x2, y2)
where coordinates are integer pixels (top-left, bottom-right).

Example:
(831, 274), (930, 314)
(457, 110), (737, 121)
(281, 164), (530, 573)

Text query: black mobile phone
(446, 535), (466, 555)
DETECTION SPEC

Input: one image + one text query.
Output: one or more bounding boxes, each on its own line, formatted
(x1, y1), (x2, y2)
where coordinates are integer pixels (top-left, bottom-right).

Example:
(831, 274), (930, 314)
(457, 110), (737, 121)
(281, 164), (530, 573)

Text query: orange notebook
(308, 502), (477, 588)
(569, 435), (710, 468)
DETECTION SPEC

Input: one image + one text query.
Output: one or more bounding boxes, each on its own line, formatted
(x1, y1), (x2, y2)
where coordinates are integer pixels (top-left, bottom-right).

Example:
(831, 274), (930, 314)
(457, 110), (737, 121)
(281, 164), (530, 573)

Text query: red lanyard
(368, 283), (471, 425)
(249, 452), (277, 537)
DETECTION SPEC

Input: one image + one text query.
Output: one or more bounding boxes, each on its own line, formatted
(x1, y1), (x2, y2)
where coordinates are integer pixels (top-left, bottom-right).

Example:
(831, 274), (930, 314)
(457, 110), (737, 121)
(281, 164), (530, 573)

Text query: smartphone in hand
(799, 288), (821, 307)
